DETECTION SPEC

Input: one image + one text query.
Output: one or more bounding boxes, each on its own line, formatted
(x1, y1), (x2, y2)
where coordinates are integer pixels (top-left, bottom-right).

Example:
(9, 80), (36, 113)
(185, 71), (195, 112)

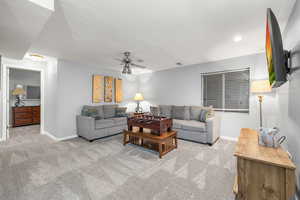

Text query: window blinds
(202, 68), (250, 113)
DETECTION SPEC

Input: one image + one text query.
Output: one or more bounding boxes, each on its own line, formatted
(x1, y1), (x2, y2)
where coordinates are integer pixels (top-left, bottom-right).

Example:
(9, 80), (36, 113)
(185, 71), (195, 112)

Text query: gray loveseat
(151, 105), (220, 145)
(76, 104), (127, 141)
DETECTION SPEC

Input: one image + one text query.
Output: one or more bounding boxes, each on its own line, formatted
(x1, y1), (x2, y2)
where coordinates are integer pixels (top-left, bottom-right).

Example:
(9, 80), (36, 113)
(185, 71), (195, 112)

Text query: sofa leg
(89, 139), (94, 142)
(208, 137), (220, 146)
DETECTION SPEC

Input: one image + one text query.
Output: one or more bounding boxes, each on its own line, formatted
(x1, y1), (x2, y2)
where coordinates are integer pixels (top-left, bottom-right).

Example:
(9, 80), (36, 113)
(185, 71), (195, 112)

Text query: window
(202, 68), (250, 113)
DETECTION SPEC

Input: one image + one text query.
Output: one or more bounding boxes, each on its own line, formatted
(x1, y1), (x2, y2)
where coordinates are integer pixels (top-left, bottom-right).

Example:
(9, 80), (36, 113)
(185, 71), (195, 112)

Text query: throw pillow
(202, 106), (214, 118)
(82, 106), (100, 119)
(190, 106), (202, 120)
(159, 105), (173, 118)
(172, 106), (190, 120)
(116, 107), (127, 117)
(103, 104), (117, 119)
(150, 106), (160, 116)
(81, 105), (92, 116)
(199, 109), (209, 122)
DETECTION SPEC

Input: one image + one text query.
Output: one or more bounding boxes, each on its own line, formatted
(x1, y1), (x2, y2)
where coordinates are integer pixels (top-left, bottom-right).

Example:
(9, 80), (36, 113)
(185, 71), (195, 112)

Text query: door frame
(1, 64), (45, 141)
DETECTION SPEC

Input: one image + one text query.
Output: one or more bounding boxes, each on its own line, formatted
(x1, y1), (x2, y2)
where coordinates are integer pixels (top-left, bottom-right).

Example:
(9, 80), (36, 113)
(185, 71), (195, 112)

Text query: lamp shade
(12, 88), (26, 95)
(251, 80), (272, 94)
(134, 93), (144, 101)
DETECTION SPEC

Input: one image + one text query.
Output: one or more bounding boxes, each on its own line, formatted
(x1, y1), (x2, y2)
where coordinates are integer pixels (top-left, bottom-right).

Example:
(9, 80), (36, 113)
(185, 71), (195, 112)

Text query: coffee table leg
(174, 135), (177, 148)
(159, 143), (162, 158)
(123, 133), (126, 145)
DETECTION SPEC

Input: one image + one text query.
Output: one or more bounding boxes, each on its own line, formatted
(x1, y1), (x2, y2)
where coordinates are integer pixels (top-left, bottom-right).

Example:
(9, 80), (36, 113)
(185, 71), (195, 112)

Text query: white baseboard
(0, 133), (6, 142)
(220, 136), (238, 142)
(42, 131), (58, 140)
(58, 134), (78, 141)
(42, 131), (78, 141)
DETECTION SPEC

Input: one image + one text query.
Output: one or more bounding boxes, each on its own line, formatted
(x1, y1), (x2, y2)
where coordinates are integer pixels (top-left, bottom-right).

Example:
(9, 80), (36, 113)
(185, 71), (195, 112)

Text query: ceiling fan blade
(131, 63), (147, 69)
(115, 58), (124, 62)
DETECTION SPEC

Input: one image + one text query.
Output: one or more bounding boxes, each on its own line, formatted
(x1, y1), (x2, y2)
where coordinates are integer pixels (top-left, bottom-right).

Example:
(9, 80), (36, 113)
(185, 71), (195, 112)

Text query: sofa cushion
(159, 105), (173, 118)
(95, 119), (114, 129)
(173, 119), (187, 129)
(81, 106), (101, 119)
(172, 106), (190, 120)
(190, 106), (202, 120)
(103, 104), (117, 119)
(115, 107), (127, 117)
(95, 105), (104, 119)
(150, 106), (160, 116)
(112, 117), (127, 125)
(181, 120), (206, 132)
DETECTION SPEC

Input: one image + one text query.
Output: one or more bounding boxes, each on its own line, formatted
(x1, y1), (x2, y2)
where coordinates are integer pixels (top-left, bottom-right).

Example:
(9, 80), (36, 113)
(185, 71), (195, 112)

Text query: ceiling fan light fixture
(127, 67), (132, 74)
(122, 63), (132, 74)
(122, 67), (127, 74)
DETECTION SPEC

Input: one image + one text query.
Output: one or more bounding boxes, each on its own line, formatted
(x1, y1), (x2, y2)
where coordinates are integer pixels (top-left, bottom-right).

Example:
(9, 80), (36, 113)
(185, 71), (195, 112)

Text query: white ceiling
(0, 0), (53, 59)
(1, 0), (296, 71)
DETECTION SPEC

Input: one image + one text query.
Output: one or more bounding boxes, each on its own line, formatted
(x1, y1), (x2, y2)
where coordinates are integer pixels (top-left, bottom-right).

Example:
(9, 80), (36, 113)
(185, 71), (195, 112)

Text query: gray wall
(139, 53), (278, 138)
(54, 59), (139, 138)
(9, 68), (41, 125)
(280, 0), (300, 197)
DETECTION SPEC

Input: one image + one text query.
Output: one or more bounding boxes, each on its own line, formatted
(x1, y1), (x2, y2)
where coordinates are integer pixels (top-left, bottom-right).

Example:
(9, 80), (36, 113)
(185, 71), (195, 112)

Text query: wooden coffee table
(123, 128), (177, 158)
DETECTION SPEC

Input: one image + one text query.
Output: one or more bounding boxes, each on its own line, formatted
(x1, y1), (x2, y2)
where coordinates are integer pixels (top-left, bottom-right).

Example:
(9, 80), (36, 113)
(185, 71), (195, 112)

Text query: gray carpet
(0, 125), (236, 200)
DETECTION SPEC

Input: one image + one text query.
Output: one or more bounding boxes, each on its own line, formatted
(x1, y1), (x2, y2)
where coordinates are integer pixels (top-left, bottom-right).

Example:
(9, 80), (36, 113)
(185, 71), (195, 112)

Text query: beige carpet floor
(0, 125), (236, 200)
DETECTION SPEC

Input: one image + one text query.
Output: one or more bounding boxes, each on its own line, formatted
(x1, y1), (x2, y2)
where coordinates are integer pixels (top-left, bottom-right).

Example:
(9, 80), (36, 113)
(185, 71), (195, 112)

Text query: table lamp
(251, 80), (272, 128)
(12, 85), (26, 107)
(134, 93), (144, 113)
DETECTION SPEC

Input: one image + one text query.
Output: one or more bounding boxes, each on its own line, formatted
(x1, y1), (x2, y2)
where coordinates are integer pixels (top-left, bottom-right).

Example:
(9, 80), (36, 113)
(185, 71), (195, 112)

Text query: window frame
(201, 67), (250, 113)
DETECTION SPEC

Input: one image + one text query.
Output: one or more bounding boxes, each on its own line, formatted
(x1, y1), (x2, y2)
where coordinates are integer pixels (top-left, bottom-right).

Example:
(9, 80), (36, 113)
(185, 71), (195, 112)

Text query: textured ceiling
(0, 0), (296, 71)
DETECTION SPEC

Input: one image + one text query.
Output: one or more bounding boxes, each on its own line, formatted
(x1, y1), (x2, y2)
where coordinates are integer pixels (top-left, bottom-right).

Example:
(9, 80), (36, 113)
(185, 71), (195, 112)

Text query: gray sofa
(76, 105), (127, 141)
(151, 105), (220, 145)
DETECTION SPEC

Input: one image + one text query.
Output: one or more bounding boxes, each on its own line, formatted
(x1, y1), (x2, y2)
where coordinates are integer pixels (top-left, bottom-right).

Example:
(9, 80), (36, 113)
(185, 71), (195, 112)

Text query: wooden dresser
(234, 128), (296, 200)
(12, 106), (40, 127)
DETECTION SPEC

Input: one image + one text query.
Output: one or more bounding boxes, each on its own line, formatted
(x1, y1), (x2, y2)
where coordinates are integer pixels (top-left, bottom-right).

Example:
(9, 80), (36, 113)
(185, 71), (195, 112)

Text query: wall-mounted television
(26, 85), (40, 100)
(266, 8), (290, 88)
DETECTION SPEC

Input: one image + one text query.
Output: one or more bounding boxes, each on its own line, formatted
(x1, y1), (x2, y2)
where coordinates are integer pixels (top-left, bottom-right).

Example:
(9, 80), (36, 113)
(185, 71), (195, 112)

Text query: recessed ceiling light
(233, 35), (243, 42)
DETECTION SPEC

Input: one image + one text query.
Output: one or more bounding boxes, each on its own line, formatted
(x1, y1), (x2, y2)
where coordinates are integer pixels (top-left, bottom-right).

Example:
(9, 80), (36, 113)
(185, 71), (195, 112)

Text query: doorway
(1, 64), (45, 141)
(9, 68), (41, 139)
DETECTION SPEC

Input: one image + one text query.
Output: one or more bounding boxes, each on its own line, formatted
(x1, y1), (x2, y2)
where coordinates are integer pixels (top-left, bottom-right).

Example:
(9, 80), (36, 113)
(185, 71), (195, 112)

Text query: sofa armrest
(205, 116), (220, 144)
(76, 115), (95, 138)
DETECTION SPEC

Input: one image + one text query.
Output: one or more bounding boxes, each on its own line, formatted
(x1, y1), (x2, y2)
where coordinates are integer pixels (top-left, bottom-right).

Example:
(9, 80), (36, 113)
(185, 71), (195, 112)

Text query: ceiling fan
(116, 52), (147, 74)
